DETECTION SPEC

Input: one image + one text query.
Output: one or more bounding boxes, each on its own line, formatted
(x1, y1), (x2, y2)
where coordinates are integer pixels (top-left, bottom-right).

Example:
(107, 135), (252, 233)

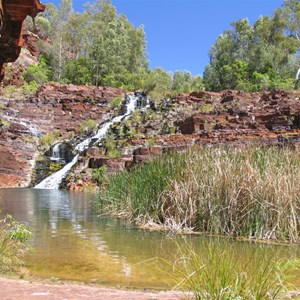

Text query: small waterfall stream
(35, 94), (143, 190)
(50, 143), (62, 161)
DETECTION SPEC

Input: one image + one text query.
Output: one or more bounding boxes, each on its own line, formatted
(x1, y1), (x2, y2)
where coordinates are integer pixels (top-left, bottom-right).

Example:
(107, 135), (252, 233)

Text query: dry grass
(99, 146), (300, 242)
(0, 215), (32, 274)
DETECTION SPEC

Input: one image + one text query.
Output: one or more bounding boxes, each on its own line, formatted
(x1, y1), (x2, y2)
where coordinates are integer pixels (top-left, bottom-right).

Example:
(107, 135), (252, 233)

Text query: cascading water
(50, 143), (61, 161)
(34, 154), (80, 190)
(34, 94), (142, 190)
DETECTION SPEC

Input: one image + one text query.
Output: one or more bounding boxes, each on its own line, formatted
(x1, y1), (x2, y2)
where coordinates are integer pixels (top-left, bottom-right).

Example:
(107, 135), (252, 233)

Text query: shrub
(0, 215), (32, 273)
(103, 134), (122, 158)
(109, 96), (123, 110)
(107, 148), (122, 158)
(198, 104), (214, 114)
(79, 119), (97, 135)
(40, 130), (60, 149)
(0, 118), (10, 131)
(1, 85), (19, 98)
(22, 81), (40, 96)
(92, 166), (108, 185)
(147, 137), (156, 147)
(48, 162), (63, 175)
(23, 56), (52, 84)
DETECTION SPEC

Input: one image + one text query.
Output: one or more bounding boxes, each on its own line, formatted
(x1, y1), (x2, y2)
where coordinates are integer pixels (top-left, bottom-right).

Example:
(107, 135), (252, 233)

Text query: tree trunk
(58, 36), (63, 80)
(294, 65), (300, 89)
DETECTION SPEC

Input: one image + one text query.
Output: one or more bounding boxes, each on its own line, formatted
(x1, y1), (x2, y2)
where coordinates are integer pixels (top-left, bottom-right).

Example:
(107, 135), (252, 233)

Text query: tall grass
(0, 215), (32, 273)
(169, 238), (300, 299)
(99, 151), (188, 221)
(99, 146), (300, 242)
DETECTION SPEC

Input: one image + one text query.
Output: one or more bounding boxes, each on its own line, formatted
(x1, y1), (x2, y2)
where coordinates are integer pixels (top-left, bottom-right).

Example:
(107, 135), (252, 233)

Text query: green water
(1, 188), (300, 289)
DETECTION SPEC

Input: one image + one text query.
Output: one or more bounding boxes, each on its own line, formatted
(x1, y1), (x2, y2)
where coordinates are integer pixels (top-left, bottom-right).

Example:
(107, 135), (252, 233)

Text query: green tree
(172, 71), (203, 93)
(281, 0), (300, 87)
(204, 11), (298, 91)
(144, 68), (173, 100)
(172, 71), (193, 93)
(63, 57), (92, 85)
(23, 0), (148, 89)
(22, 56), (52, 84)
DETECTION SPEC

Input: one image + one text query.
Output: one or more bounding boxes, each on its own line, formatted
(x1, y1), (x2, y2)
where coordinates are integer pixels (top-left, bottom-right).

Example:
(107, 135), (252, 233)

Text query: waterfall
(34, 94), (140, 190)
(34, 155), (79, 190)
(50, 143), (61, 161)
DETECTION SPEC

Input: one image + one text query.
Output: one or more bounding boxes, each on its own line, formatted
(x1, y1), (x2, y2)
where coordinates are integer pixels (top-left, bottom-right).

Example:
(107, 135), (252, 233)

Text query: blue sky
(43, 0), (283, 75)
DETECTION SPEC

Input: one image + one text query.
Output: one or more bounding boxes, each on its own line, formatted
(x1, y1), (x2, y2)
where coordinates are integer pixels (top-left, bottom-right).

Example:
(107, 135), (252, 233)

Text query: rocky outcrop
(3, 83), (123, 137)
(1, 85), (300, 189)
(75, 89), (300, 191)
(0, 0), (45, 82)
(2, 30), (41, 87)
(0, 84), (123, 187)
(0, 120), (38, 187)
(177, 90), (300, 134)
(32, 83), (123, 104)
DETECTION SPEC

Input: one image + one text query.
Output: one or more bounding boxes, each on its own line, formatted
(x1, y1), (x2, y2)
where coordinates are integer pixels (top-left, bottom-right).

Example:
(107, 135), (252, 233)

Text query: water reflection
(0, 188), (299, 288)
(0, 188), (174, 288)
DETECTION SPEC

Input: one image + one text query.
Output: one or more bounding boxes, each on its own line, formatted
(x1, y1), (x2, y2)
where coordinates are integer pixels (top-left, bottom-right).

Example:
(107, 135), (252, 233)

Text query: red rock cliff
(0, 0), (45, 82)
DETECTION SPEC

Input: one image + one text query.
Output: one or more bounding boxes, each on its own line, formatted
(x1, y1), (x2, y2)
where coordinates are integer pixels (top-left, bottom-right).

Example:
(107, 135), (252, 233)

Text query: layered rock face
(177, 90), (300, 136)
(0, 121), (37, 187)
(1, 84), (300, 189)
(0, 84), (123, 188)
(66, 89), (300, 191)
(0, 0), (45, 82)
(5, 83), (123, 136)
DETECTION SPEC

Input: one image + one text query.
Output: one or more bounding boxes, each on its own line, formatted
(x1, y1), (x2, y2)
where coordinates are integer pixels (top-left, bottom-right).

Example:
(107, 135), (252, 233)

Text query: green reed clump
(99, 146), (300, 242)
(170, 238), (300, 300)
(0, 215), (32, 273)
(99, 151), (188, 220)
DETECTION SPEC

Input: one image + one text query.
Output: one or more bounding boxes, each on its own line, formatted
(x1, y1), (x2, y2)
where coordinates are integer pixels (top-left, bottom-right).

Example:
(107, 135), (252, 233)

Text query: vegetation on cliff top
(17, 0), (300, 95)
(204, 5), (299, 92)
(1, 0), (295, 99)
(18, 0), (202, 98)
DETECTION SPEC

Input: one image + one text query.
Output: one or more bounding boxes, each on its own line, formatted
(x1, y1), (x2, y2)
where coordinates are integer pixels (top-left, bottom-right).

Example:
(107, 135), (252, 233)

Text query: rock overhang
(0, 0), (45, 82)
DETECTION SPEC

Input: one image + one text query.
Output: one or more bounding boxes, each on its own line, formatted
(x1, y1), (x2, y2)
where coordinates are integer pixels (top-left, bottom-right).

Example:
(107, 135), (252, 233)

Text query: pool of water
(1, 188), (300, 289)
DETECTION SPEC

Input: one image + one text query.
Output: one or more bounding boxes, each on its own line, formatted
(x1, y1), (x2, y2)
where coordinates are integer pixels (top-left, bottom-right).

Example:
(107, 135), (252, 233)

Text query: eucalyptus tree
(203, 6), (299, 92)
(172, 71), (203, 93)
(144, 67), (173, 100)
(281, 0), (300, 87)
(172, 71), (193, 93)
(43, 0), (74, 80)
(203, 18), (253, 91)
(24, 0), (148, 89)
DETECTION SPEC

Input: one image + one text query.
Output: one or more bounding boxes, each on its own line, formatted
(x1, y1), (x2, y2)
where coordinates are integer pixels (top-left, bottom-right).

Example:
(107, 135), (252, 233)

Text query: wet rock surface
(1, 87), (300, 189)
(0, 84), (123, 187)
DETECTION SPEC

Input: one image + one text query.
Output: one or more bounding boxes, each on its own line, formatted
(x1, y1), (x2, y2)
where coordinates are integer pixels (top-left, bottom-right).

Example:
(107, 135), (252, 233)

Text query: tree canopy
(24, 0), (203, 96)
(21, 0), (300, 94)
(26, 0), (148, 88)
(203, 0), (300, 91)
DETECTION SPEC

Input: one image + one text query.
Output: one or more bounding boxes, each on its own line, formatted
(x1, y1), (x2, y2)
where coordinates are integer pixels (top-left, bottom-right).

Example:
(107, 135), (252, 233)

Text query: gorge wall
(0, 0), (45, 82)
(1, 84), (300, 189)
(0, 84), (123, 187)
